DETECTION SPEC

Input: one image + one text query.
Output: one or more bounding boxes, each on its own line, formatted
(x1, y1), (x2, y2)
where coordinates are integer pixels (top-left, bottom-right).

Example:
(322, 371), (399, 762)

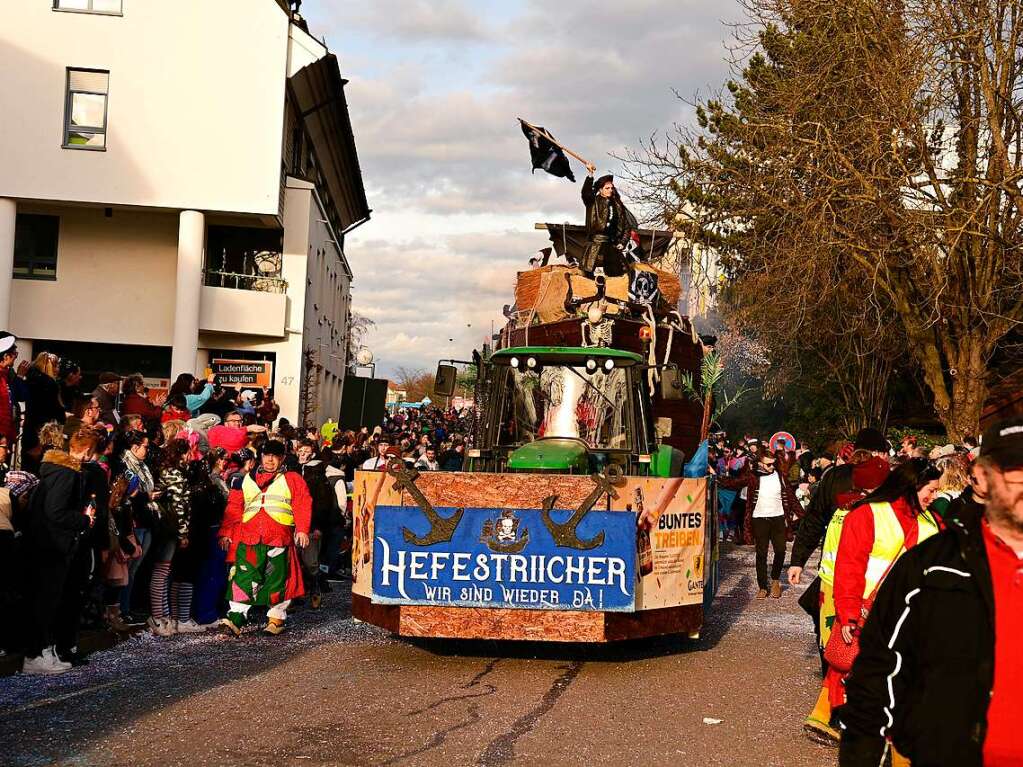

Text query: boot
(771, 580), (782, 599)
(105, 605), (130, 633)
(264, 617), (286, 636)
(756, 588), (769, 599)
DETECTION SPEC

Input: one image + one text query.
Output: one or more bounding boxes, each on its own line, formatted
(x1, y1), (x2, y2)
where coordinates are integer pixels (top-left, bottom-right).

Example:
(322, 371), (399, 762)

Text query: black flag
(520, 120), (576, 182)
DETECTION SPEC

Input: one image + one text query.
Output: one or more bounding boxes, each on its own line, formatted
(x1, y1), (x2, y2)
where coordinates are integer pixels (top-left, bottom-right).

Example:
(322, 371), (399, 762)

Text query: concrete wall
(199, 285), (287, 338)
(10, 204), (178, 345)
(0, 1), (289, 215)
(298, 181), (351, 426)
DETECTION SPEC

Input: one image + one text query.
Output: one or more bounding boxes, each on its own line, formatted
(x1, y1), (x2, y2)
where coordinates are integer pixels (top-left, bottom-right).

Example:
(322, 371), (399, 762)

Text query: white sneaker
(43, 647), (72, 671)
(22, 653), (66, 675)
(174, 619), (206, 634)
(148, 616), (175, 637)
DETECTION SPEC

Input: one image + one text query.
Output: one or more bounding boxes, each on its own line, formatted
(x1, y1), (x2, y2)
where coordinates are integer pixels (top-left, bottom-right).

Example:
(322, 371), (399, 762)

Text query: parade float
(351, 121), (718, 642)
(350, 221), (721, 642)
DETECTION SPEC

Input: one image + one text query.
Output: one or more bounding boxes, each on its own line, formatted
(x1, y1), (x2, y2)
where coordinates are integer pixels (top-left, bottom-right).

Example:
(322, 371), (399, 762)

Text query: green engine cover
(507, 438), (589, 472)
(649, 444), (685, 477)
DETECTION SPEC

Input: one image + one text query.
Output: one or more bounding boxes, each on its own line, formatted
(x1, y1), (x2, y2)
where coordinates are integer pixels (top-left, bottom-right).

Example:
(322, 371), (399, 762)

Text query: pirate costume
(580, 174), (639, 277)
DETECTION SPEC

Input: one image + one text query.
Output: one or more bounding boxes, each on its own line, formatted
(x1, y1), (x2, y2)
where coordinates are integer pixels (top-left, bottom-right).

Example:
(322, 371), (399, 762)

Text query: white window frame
(52, 0), (123, 16)
(63, 68), (109, 151)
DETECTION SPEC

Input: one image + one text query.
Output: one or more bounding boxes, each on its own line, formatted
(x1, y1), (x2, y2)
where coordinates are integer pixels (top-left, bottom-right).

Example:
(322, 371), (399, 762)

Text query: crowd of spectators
(703, 423), (1006, 763)
(0, 331), (473, 675)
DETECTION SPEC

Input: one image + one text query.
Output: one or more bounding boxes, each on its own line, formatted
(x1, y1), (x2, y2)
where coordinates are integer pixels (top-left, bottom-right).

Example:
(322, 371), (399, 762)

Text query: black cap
(980, 417), (1023, 470)
(260, 439), (288, 457)
(853, 427), (889, 453)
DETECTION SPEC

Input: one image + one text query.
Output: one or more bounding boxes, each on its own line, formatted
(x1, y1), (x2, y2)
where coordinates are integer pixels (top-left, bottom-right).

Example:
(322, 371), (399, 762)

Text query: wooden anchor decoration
(386, 459), (464, 546)
(540, 464), (624, 550)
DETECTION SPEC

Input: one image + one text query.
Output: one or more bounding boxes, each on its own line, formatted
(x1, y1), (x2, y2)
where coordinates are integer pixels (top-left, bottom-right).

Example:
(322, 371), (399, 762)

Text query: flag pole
(519, 118), (594, 170)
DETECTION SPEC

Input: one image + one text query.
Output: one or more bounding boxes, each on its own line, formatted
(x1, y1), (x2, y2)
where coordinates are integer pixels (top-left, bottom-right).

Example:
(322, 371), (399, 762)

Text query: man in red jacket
(219, 440), (312, 636)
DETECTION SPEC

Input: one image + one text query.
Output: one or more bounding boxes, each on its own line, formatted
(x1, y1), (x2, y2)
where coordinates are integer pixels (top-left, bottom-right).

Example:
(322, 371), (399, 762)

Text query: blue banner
(372, 506), (637, 611)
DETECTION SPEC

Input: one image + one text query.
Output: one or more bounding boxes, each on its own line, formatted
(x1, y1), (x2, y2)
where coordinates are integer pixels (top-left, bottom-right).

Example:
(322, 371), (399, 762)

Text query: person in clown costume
(218, 440), (312, 636)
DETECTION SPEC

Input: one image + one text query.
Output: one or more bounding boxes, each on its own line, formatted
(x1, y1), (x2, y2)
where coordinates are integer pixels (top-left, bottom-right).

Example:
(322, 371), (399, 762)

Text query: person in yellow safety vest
(828, 458), (941, 763)
(218, 440), (313, 637)
(803, 455), (891, 744)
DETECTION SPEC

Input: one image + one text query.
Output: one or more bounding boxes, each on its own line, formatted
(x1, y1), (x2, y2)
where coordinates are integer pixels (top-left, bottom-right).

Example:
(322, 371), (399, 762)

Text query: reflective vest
(241, 473), (294, 527)
(819, 507), (851, 587)
(862, 502), (939, 598)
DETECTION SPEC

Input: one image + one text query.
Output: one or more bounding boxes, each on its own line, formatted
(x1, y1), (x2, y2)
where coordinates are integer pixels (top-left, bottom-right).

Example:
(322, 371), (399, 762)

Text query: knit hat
(852, 456), (890, 491)
(853, 427), (889, 453)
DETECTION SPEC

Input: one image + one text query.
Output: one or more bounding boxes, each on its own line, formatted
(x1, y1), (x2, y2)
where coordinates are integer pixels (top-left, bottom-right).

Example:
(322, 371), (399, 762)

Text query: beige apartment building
(0, 0), (369, 425)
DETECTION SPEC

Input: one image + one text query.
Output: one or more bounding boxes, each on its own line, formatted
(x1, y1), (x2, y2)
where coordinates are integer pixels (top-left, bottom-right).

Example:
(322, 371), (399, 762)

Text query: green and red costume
(219, 469), (312, 627)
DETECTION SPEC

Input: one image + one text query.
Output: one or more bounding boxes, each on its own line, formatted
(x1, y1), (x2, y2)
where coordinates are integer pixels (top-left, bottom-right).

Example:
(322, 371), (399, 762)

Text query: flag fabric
(623, 230), (646, 263)
(520, 121), (576, 182)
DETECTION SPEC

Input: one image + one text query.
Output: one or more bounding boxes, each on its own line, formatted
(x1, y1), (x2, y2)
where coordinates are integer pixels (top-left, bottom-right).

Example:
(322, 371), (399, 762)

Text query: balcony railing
(204, 269), (288, 294)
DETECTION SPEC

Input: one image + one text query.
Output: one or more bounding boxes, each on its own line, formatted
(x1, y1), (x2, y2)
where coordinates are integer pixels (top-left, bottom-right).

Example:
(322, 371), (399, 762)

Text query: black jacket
(28, 449), (88, 556)
(23, 369), (66, 449)
(300, 461), (338, 533)
(838, 511), (995, 767)
(791, 462), (854, 567)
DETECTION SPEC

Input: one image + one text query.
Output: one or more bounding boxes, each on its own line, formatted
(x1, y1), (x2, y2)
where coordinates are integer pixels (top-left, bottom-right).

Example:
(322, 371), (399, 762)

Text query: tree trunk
(944, 340), (990, 441)
(700, 386), (713, 442)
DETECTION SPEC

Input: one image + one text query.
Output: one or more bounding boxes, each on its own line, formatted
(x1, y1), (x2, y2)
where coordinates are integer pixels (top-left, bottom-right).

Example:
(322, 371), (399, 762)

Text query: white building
(0, 0), (369, 425)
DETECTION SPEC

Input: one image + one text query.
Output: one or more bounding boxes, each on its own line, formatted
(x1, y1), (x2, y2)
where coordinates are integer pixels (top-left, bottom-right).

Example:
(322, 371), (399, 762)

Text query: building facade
(0, 0), (369, 425)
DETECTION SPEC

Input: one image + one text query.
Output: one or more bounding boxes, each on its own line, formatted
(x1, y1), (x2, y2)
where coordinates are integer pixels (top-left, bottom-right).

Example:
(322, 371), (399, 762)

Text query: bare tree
(622, 0), (1023, 439)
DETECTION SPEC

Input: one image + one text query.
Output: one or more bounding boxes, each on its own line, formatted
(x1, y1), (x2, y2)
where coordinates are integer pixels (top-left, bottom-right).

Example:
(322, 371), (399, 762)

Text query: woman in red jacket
(120, 374), (163, 425)
(828, 458), (941, 710)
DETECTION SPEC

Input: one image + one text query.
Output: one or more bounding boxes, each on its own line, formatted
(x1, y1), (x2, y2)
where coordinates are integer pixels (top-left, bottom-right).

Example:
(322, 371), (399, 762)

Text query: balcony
(199, 284), (287, 338)
(199, 225), (288, 338)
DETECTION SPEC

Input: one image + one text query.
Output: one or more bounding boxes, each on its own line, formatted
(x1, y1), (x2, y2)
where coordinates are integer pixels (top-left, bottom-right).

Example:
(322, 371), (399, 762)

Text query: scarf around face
(122, 449), (156, 501)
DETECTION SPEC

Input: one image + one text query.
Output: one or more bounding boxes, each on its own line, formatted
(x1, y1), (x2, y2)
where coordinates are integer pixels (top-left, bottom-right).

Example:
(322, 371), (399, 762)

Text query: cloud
(335, 0), (492, 43)
(301, 0), (744, 375)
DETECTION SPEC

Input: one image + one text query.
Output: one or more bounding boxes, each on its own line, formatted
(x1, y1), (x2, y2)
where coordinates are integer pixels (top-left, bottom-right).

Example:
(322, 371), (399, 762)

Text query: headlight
(510, 357), (519, 369)
(603, 358), (615, 371)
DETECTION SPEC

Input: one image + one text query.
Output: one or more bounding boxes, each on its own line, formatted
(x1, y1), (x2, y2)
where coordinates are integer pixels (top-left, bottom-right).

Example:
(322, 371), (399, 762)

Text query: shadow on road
(401, 541), (757, 663)
(0, 590), (363, 767)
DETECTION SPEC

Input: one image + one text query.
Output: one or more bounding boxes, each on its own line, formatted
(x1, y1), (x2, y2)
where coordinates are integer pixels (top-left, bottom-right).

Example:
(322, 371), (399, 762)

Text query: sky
(299, 0), (743, 379)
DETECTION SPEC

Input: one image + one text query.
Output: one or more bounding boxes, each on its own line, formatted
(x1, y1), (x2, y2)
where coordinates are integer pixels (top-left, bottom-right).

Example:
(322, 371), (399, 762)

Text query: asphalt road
(0, 544), (834, 767)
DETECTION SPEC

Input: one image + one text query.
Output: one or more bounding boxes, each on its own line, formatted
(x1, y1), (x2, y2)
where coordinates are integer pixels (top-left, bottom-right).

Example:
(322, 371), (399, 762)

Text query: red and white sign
(769, 431), (796, 451)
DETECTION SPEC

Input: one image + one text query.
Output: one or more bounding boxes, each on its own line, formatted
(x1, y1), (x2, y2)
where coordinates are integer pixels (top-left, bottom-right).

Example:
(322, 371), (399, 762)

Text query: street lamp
(353, 346), (376, 378)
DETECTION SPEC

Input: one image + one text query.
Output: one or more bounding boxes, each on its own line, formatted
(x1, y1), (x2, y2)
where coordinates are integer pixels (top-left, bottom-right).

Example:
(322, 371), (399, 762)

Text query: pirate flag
(520, 120), (576, 182)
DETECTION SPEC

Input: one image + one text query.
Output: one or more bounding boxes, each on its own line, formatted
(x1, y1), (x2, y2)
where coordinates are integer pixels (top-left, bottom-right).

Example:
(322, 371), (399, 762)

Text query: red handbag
(824, 546), (904, 673)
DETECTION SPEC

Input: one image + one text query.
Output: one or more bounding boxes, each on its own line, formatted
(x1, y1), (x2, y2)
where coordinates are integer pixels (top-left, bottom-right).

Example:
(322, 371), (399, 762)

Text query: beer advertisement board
(613, 478), (707, 610)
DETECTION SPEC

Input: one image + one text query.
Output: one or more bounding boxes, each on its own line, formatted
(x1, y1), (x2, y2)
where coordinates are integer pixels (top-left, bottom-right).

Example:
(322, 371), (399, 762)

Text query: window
(13, 215), (59, 281)
(64, 69), (109, 150)
(53, 0), (122, 14)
